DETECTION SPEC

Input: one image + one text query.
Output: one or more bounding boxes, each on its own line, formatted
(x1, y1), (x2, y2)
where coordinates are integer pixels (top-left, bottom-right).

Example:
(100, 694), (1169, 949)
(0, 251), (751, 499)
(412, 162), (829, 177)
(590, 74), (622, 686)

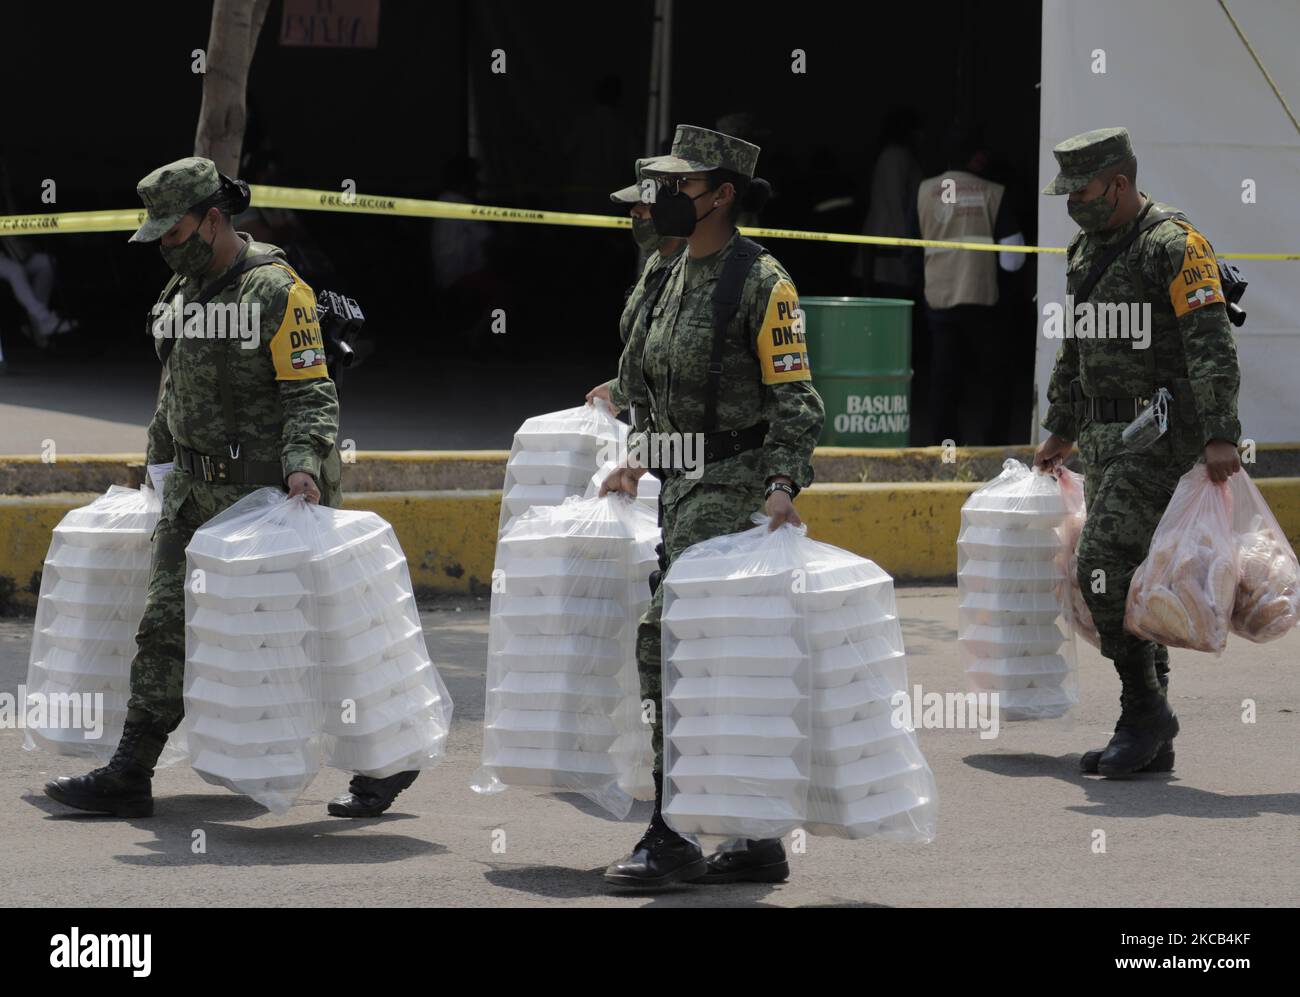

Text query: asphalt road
(1, 589), (1296, 908)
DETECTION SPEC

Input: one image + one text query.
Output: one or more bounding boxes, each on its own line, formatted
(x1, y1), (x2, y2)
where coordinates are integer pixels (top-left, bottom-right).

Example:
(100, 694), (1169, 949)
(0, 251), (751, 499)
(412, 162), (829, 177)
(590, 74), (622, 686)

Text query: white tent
(1035, 0), (1300, 443)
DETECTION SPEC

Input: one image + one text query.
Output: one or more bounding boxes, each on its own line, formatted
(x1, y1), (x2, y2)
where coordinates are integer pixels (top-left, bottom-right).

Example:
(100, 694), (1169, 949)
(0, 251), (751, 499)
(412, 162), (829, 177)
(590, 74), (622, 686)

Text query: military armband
(1169, 225), (1225, 318)
(755, 278), (812, 385)
(269, 281), (329, 380)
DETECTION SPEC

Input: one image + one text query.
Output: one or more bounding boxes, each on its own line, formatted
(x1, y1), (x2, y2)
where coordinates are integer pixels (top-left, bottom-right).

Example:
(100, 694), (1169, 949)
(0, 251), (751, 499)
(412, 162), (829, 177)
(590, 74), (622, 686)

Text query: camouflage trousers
(635, 479), (764, 773)
(1075, 430), (1198, 669)
(127, 476), (265, 733)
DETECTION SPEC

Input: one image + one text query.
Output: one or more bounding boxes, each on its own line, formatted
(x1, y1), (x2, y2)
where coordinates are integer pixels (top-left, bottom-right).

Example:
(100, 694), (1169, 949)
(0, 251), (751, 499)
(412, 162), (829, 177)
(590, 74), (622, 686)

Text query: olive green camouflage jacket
(1043, 197), (1241, 456)
(146, 237), (341, 512)
(623, 229), (825, 496)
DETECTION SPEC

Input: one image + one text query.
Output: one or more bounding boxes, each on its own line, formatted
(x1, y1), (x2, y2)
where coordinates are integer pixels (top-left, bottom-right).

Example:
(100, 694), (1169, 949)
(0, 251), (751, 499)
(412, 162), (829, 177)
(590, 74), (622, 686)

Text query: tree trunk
(193, 0), (271, 174)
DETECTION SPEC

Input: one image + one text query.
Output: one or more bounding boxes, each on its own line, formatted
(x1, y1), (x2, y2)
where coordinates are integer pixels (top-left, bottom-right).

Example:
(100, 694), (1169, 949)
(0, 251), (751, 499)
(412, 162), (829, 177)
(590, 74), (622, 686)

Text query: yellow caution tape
(2, 184), (1298, 261)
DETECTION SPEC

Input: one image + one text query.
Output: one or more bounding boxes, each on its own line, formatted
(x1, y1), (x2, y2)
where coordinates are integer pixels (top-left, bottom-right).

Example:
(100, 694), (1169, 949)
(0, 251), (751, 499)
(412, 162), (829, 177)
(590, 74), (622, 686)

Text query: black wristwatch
(765, 479), (798, 501)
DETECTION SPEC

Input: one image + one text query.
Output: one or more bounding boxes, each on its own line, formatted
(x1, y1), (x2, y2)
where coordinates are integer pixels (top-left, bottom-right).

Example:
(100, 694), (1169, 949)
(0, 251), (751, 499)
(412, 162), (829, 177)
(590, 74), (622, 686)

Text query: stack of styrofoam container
(499, 403), (627, 534)
(958, 460), (1077, 720)
(183, 508), (323, 813)
(799, 544), (937, 841)
(660, 531), (811, 840)
(24, 486), (160, 759)
(314, 510), (452, 779)
(475, 494), (657, 817)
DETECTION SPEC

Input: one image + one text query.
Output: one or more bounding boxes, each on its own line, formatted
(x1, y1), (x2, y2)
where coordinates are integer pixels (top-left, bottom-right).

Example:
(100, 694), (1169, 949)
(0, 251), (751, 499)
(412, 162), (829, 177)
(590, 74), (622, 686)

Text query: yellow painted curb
(4, 480), (1300, 610)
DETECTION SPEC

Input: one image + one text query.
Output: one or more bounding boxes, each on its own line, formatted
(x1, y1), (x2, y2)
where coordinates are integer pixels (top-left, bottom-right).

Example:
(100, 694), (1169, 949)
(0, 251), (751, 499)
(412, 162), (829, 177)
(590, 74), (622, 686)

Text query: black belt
(651, 421), (769, 481)
(1084, 395), (1151, 423)
(174, 442), (285, 485)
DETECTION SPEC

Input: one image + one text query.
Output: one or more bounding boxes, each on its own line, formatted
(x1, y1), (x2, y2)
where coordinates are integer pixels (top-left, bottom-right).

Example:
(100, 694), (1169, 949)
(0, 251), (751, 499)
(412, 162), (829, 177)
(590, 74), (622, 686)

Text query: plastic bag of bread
(1054, 468), (1099, 649)
(1125, 464), (1236, 654)
(1226, 471), (1300, 643)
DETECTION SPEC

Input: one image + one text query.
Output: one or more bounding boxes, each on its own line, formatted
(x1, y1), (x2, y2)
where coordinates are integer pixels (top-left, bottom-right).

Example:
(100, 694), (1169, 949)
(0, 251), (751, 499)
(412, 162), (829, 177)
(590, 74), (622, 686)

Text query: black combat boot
(603, 772), (706, 889)
(691, 837), (790, 884)
(327, 770), (420, 817)
(44, 719), (167, 818)
(1080, 669), (1174, 774)
(1096, 649), (1180, 778)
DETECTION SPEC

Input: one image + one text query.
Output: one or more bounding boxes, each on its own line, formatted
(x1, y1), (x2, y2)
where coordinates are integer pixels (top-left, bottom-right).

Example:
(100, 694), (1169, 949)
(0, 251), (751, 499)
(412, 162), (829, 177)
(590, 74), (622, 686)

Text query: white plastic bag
(499, 402), (626, 533)
(1125, 465), (1236, 654)
(661, 520), (937, 843)
(957, 460), (1078, 720)
(1055, 468), (1099, 649)
(1226, 471), (1299, 643)
(23, 485), (172, 761)
(184, 489), (452, 813)
(474, 493), (657, 818)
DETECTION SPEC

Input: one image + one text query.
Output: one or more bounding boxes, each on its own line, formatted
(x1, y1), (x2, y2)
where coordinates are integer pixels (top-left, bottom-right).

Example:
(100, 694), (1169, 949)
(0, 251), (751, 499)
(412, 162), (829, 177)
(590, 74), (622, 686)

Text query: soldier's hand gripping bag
(1125, 465), (1237, 654)
(957, 460), (1078, 720)
(24, 485), (170, 762)
(1225, 471), (1300, 643)
(1055, 468), (1100, 649)
(473, 493), (658, 818)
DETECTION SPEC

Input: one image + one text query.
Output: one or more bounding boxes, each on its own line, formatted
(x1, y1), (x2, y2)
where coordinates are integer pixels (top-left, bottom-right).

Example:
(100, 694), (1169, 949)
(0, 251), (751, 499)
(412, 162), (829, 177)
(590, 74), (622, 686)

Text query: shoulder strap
(1075, 203), (1182, 304)
(624, 259), (673, 345)
(705, 236), (767, 431)
(157, 253), (281, 365)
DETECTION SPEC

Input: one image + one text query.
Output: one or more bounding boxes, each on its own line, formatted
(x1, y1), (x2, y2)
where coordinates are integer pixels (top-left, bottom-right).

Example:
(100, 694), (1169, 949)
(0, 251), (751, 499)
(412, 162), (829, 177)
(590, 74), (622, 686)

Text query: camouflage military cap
(129, 157), (223, 243)
(610, 156), (669, 204)
(642, 125), (760, 178)
(1042, 127), (1134, 195)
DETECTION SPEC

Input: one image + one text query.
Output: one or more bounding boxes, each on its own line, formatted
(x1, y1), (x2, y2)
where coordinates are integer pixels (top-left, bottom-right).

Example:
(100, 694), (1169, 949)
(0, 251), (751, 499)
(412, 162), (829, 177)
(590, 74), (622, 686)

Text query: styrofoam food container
(668, 754), (804, 797)
(491, 671), (623, 713)
(669, 714), (804, 757)
(662, 595), (798, 640)
(490, 633), (624, 677)
(958, 590), (1062, 627)
(486, 708), (619, 752)
(958, 623), (1065, 658)
(186, 526), (310, 575)
(668, 635), (805, 679)
(667, 676), (804, 717)
(189, 570), (308, 613)
(508, 450), (596, 487)
(957, 525), (1061, 562)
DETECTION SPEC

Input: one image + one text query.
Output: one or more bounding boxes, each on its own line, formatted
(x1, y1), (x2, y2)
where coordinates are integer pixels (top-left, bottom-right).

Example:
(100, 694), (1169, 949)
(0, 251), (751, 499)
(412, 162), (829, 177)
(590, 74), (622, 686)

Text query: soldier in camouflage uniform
(600, 126), (825, 888)
(45, 158), (416, 819)
(586, 156), (685, 418)
(1034, 128), (1242, 779)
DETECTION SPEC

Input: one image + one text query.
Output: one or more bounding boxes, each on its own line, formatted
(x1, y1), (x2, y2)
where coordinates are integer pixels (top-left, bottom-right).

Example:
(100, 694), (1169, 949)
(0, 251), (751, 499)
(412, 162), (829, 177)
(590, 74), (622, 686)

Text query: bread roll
(1145, 586), (1193, 645)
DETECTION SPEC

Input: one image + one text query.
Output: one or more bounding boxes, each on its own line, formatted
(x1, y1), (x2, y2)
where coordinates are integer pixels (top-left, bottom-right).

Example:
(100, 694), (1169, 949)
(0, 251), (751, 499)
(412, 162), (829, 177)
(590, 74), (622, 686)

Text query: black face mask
(650, 185), (720, 238)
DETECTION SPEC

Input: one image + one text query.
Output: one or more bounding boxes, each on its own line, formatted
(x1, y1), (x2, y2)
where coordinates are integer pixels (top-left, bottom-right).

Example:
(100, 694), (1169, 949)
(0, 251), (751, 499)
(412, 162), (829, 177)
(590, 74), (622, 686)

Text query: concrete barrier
(5, 478), (1299, 613)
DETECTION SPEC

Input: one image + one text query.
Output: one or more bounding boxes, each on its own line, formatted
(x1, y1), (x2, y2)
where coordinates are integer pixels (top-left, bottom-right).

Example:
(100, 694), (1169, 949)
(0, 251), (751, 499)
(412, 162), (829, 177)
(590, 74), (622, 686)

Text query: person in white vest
(916, 124), (1024, 444)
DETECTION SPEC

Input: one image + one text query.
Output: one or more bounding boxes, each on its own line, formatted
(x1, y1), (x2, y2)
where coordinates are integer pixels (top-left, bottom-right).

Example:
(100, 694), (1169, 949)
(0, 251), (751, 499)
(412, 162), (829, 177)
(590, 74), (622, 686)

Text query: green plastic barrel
(800, 296), (913, 447)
